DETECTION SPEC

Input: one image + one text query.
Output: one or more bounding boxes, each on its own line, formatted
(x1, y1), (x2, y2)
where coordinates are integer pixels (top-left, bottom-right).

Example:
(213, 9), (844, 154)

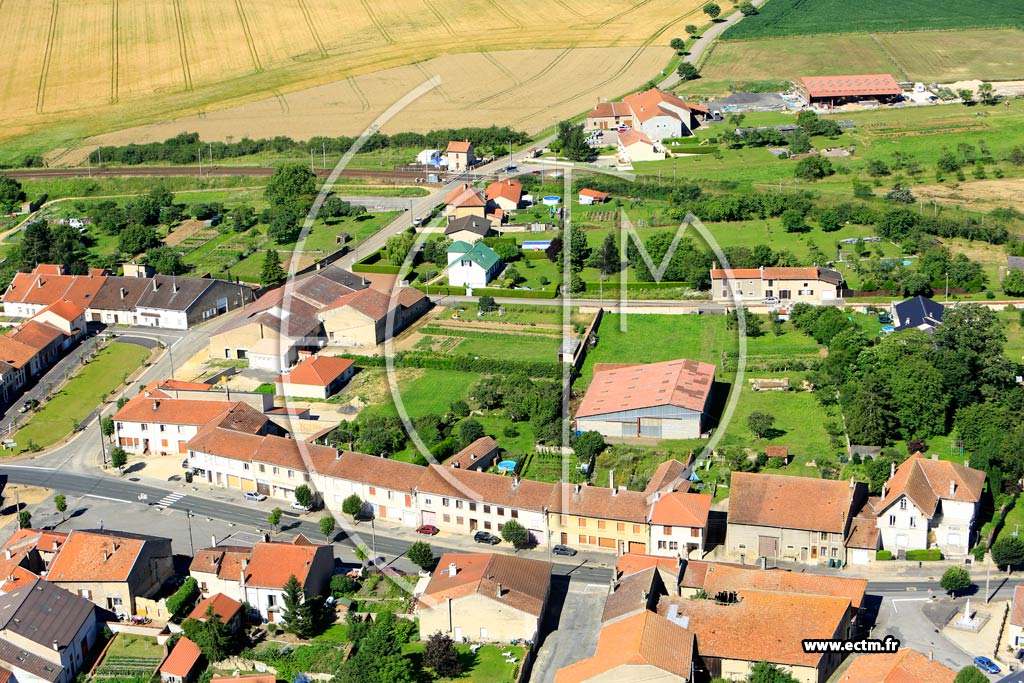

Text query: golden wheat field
(0, 0), (703, 163)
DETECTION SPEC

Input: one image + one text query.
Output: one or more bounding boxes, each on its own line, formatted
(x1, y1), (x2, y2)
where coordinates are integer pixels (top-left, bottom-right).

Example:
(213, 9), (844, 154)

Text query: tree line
(87, 126), (531, 165)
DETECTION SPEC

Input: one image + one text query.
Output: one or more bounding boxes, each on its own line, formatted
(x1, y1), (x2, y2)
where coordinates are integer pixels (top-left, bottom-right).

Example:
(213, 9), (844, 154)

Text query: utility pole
(99, 424), (107, 465)
(986, 563), (990, 603)
(322, 142), (327, 170)
(945, 271), (949, 302)
(371, 518), (377, 563)
(185, 510), (194, 556)
(97, 147), (102, 166)
(197, 148), (202, 177)
(209, 143), (213, 171)
(310, 149), (315, 172)
(168, 342), (175, 380)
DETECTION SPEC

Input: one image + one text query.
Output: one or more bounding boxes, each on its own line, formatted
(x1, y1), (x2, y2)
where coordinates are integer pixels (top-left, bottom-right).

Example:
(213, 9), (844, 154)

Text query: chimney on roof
(173, 281), (179, 293)
(153, 400), (159, 411)
(574, 483), (581, 495)
(262, 532), (270, 543)
(849, 476), (855, 488)
(152, 279), (158, 292)
(52, 539), (59, 551)
(759, 265), (765, 278)
(3, 550), (10, 561)
(449, 562), (457, 576)
(890, 462), (896, 479)
(211, 536), (217, 547)
(950, 480), (956, 496)
(512, 475), (520, 489)
(52, 640), (59, 652)
(102, 548), (109, 562)
(120, 288), (127, 300)
(610, 470), (615, 492)
(496, 582), (503, 599)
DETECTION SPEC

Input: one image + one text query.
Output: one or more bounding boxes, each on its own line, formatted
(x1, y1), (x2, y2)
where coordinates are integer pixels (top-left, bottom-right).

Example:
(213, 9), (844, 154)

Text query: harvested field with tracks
(0, 0), (700, 164)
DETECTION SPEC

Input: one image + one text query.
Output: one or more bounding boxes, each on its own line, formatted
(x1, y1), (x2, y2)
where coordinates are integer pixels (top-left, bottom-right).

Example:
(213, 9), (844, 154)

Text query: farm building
(585, 101), (634, 131)
(447, 241), (501, 289)
(622, 88), (707, 140)
(795, 74), (903, 107)
(578, 189), (609, 205)
(575, 359), (716, 440)
(317, 287), (429, 348)
(445, 141), (476, 172)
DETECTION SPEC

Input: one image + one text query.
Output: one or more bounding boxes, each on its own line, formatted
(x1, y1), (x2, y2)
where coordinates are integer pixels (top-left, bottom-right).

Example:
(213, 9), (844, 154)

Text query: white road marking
(0, 464), (55, 471)
(890, 597), (929, 614)
(84, 494), (133, 504)
(153, 492), (184, 510)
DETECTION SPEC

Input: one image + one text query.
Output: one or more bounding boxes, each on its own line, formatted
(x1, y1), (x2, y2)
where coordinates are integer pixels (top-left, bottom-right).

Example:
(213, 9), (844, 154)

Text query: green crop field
(697, 29), (1024, 90)
(723, 0), (1024, 39)
(362, 369), (477, 419)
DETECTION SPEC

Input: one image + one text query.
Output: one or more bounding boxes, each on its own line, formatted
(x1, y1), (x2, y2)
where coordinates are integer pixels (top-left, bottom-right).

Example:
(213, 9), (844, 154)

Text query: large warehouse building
(795, 73), (903, 107)
(575, 358), (715, 441)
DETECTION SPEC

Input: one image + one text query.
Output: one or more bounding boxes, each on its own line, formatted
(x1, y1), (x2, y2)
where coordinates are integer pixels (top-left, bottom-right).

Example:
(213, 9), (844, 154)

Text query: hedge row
(667, 146), (718, 155)
(582, 280), (689, 292)
(905, 548), (943, 561)
(414, 284), (463, 295)
(419, 325), (561, 340)
(473, 287), (559, 299)
(352, 251), (401, 274)
(521, 250), (552, 260)
(342, 351), (562, 378)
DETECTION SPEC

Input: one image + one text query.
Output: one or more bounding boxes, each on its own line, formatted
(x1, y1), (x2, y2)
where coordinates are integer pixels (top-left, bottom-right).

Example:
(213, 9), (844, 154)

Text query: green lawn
(425, 331), (560, 363)
(578, 314), (737, 390)
(996, 496), (1024, 545)
(402, 643), (523, 683)
(722, 0), (1024, 38)
(10, 342), (150, 452)
(717, 380), (841, 477)
(362, 369), (477, 419)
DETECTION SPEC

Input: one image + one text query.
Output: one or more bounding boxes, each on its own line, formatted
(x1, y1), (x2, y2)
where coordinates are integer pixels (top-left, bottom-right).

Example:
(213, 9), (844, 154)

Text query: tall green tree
(118, 224), (160, 255)
(384, 231), (415, 266)
(500, 519), (530, 548)
(555, 121), (591, 162)
(181, 605), (236, 661)
(320, 515), (336, 541)
(146, 246), (188, 275)
(268, 507), (282, 532)
(955, 666), (990, 683)
(844, 376), (896, 447)
(407, 541), (434, 570)
(49, 223), (90, 273)
(749, 661), (800, 683)
(19, 220), (52, 268)
(991, 536), (1024, 573)
(702, 2), (721, 19)
(556, 223), (591, 274)
(281, 574), (318, 638)
(0, 175), (25, 213)
(423, 632), (462, 677)
(677, 62), (700, 81)
(747, 411), (775, 439)
(54, 494), (67, 521)
(940, 567), (971, 597)
(110, 447), (128, 470)
(294, 485), (314, 509)
(265, 164), (317, 209)
(342, 494), (364, 519)
(260, 250), (286, 287)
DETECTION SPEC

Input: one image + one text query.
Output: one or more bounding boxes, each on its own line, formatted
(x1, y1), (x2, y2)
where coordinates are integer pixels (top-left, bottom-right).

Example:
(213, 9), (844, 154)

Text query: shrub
(905, 548), (942, 561)
(166, 577), (199, 619)
(876, 550), (893, 561)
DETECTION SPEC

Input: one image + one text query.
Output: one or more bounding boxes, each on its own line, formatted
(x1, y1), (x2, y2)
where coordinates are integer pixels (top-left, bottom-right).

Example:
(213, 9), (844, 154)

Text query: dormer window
(899, 499), (907, 510)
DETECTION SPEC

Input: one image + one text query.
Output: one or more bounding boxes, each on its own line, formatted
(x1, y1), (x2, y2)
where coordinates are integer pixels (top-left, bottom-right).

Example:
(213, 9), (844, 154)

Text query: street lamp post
(99, 424), (107, 465)
(185, 509), (194, 556)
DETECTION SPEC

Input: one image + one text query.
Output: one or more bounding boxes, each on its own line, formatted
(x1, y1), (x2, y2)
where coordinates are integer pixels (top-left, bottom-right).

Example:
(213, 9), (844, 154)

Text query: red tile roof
(650, 492), (711, 528)
(0, 336), (38, 368)
(711, 267), (822, 280)
(444, 183), (486, 208)
(729, 472), (860, 534)
(280, 355), (353, 387)
(660, 590), (850, 668)
(418, 465), (554, 512)
(765, 446), (789, 458)
(615, 553), (680, 579)
(800, 74), (902, 99)
(320, 287), (393, 320)
(38, 300), (84, 322)
(2, 271), (106, 308)
(189, 546), (251, 581)
(547, 483), (649, 524)
(48, 530), (161, 583)
(617, 129), (655, 148)
(587, 101), (633, 119)
(188, 593), (243, 623)
(695, 563), (867, 610)
(115, 391), (267, 430)
(419, 552), (552, 618)
(577, 358), (715, 417)
(837, 649), (956, 683)
(486, 179), (523, 204)
(579, 188), (609, 201)
(160, 637), (203, 678)
(645, 459), (692, 494)
(446, 141), (473, 153)
(623, 88), (706, 123)
(1012, 585), (1024, 627)
(10, 320), (65, 351)
(313, 451), (426, 491)
(447, 436), (499, 470)
(877, 453), (985, 517)
(555, 611), (694, 683)
(244, 537), (328, 589)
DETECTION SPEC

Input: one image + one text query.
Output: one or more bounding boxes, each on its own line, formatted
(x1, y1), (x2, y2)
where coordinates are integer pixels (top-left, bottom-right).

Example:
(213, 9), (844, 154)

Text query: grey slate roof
(893, 295), (944, 331)
(135, 276), (214, 311)
(0, 637), (62, 682)
(445, 215), (493, 237)
(0, 578), (94, 652)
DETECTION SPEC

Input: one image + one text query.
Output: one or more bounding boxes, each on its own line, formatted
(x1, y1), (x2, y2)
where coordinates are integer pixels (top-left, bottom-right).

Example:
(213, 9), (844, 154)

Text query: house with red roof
(710, 265), (845, 305)
(159, 637), (204, 683)
(445, 141), (476, 172)
(837, 649), (955, 683)
(575, 359), (716, 441)
(874, 453), (985, 559)
(416, 552), (552, 643)
(578, 188), (609, 206)
(617, 129), (665, 163)
(444, 183), (487, 222)
(276, 355), (354, 399)
(188, 593), (244, 632)
(310, 450), (427, 527)
(584, 101), (634, 132)
(485, 179), (523, 214)
(316, 286), (428, 348)
(622, 88), (708, 141)
(114, 383), (271, 455)
(649, 492), (712, 559)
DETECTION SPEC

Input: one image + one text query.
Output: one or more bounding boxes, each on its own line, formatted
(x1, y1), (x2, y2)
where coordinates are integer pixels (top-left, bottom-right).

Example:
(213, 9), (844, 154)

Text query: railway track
(3, 166), (495, 185)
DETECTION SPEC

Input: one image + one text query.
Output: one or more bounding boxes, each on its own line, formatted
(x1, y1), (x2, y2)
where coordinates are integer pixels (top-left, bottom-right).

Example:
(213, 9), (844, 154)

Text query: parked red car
(416, 524), (439, 536)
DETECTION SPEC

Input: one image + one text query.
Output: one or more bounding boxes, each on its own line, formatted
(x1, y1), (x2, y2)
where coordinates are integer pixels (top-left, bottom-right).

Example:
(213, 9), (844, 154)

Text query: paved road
(658, 0), (769, 91)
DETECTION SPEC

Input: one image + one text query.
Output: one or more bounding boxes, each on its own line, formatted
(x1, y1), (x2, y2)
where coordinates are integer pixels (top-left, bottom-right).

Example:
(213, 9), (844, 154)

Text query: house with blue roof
(447, 241), (502, 289)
